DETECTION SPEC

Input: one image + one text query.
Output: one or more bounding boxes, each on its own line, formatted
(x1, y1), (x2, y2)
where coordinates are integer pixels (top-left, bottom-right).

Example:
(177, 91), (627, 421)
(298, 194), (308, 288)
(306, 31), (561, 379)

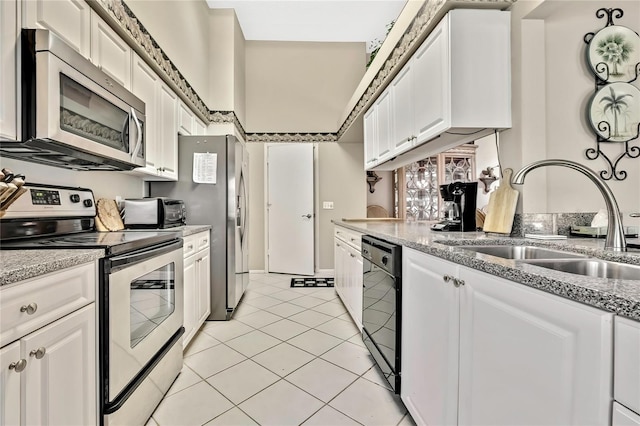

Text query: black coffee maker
(431, 182), (478, 232)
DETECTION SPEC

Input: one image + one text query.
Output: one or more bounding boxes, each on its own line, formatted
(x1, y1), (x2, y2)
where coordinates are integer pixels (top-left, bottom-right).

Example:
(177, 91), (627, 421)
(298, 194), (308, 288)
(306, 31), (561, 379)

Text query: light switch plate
(323, 201), (334, 209)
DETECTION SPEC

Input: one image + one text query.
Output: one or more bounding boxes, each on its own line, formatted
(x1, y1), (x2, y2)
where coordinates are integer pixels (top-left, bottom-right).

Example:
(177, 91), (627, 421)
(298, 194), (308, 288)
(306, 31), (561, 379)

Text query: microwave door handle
(130, 108), (143, 159)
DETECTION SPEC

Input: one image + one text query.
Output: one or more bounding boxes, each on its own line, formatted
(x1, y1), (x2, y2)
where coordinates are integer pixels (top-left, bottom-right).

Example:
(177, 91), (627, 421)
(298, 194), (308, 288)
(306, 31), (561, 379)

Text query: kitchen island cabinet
(402, 247), (613, 426)
(0, 262), (97, 426)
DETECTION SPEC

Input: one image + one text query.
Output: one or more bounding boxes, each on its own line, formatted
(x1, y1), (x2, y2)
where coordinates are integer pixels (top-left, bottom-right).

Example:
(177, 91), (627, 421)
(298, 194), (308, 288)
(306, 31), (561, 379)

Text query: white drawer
(334, 226), (362, 251)
(615, 316), (640, 414)
(197, 232), (210, 252)
(613, 402), (640, 426)
(0, 262), (96, 347)
(183, 235), (197, 258)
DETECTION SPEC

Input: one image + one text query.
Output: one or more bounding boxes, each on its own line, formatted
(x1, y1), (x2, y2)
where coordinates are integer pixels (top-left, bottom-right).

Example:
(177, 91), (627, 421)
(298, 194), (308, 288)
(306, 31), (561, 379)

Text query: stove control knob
(70, 194), (80, 203)
(83, 199), (93, 208)
(382, 255), (389, 265)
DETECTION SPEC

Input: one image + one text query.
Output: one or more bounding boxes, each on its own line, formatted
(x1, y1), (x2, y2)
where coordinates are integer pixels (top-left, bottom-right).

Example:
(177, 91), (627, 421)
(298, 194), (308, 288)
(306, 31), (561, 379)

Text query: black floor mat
(290, 277), (334, 288)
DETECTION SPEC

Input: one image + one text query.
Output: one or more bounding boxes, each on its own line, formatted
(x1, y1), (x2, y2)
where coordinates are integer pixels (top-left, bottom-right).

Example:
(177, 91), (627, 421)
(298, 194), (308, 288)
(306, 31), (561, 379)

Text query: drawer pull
(20, 303), (38, 315)
(443, 275), (453, 283)
(350, 253), (356, 258)
(29, 347), (46, 359)
(9, 359), (27, 372)
(202, 239), (208, 244)
(453, 278), (465, 288)
(187, 244), (194, 250)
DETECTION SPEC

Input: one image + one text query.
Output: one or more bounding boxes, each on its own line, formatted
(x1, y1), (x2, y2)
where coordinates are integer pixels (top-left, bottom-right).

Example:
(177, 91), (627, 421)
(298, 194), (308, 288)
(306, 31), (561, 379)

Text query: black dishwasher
(362, 235), (402, 393)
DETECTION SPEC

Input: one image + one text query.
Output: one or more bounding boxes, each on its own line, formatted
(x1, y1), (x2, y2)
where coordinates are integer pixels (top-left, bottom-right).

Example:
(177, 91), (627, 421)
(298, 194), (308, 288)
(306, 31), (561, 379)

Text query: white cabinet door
(197, 251), (211, 324)
(390, 64), (414, 154)
(178, 101), (194, 136)
(90, 10), (131, 89)
(401, 248), (459, 426)
(194, 117), (206, 136)
(132, 53), (160, 175)
(0, 342), (21, 426)
(22, 304), (96, 426)
(458, 267), (613, 426)
(23, 0), (91, 57)
(363, 107), (377, 169)
(375, 89), (393, 162)
(183, 254), (197, 348)
(615, 316), (640, 414)
(159, 82), (178, 180)
(413, 17), (449, 144)
(613, 403), (640, 426)
(0, 0), (18, 141)
(334, 238), (348, 307)
(348, 247), (363, 329)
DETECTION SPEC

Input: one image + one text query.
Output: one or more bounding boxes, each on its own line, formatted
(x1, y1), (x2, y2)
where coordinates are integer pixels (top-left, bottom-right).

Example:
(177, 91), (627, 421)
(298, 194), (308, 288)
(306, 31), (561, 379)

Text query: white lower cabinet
(333, 226), (363, 329)
(0, 263), (97, 426)
(613, 403), (640, 426)
(402, 248), (614, 426)
(615, 316), (640, 414)
(183, 231), (211, 348)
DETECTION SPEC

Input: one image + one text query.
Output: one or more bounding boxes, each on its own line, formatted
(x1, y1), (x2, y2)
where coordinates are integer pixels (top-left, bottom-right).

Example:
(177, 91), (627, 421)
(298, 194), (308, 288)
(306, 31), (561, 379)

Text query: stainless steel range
(1, 183), (184, 425)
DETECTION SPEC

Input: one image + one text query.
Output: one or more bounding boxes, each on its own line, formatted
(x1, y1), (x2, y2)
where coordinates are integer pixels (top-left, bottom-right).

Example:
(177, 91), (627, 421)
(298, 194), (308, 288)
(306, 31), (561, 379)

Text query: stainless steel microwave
(0, 29), (145, 171)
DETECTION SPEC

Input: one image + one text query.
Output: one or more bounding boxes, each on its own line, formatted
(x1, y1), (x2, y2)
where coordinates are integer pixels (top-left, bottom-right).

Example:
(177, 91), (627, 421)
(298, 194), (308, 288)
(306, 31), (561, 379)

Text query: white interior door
(267, 143), (314, 275)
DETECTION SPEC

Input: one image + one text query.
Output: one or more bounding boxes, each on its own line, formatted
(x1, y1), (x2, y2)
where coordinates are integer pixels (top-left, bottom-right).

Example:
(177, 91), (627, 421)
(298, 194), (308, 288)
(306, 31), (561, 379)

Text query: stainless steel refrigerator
(149, 135), (249, 320)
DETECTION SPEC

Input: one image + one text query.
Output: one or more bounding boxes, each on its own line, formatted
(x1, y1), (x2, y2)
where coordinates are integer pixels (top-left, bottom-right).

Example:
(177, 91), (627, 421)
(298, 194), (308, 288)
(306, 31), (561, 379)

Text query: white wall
(501, 0), (640, 227)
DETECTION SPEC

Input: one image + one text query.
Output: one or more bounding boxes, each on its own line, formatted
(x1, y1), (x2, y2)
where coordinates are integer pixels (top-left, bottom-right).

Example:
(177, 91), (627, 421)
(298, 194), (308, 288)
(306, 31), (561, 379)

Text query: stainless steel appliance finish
(0, 29), (146, 171)
(361, 235), (402, 393)
(0, 184), (184, 425)
(124, 198), (186, 229)
(149, 135), (249, 320)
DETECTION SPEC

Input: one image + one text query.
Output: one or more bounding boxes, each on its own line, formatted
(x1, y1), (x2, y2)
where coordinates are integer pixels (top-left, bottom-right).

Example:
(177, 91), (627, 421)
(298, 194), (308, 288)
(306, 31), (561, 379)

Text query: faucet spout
(512, 159), (626, 251)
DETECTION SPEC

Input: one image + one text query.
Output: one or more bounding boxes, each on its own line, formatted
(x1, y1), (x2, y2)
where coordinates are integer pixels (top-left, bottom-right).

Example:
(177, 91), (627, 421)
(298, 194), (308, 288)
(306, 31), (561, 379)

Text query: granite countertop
(175, 225), (212, 237)
(0, 249), (104, 287)
(335, 220), (640, 321)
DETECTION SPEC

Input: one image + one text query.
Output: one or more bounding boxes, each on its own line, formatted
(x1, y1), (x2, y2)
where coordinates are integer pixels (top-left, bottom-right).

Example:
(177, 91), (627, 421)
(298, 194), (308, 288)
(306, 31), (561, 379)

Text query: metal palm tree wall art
(584, 8), (640, 180)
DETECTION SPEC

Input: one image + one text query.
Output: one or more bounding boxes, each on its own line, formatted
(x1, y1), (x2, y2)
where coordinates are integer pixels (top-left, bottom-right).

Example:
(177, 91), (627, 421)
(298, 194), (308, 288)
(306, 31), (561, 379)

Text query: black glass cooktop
(1, 231), (181, 256)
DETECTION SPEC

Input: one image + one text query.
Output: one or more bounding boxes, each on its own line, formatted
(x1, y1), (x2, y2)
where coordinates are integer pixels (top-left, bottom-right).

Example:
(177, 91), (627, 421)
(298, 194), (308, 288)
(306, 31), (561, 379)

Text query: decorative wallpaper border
(89, 0), (515, 143)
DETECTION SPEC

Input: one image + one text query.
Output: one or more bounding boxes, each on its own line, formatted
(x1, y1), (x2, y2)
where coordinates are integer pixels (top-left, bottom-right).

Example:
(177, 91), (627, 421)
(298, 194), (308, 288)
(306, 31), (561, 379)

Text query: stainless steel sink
(522, 259), (640, 280)
(460, 245), (588, 260)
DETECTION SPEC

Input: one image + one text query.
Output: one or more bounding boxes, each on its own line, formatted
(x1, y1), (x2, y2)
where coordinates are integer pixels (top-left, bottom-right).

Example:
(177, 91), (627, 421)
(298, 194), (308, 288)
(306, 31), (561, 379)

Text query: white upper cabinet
(365, 9), (511, 171)
(363, 107), (377, 168)
(0, 0), (18, 141)
(194, 117), (206, 136)
(22, 0), (91, 57)
(90, 10), (131, 89)
(390, 63), (414, 154)
(158, 82), (178, 180)
(178, 101), (194, 136)
(131, 52), (160, 175)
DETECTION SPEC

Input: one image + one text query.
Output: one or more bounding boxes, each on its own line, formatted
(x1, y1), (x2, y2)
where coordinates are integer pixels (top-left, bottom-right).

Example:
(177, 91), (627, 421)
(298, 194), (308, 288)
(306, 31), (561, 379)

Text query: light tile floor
(148, 273), (414, 426)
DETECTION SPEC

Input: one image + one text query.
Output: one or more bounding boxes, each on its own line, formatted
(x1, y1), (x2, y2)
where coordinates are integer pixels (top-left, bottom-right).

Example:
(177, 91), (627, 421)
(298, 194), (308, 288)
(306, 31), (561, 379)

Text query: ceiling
(205, 0), (407, 51)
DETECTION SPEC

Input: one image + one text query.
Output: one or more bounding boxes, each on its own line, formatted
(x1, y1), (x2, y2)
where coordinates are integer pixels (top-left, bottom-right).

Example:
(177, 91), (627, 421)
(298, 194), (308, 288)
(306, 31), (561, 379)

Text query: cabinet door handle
(202, 239), (208, 244)
(350, 253), (356, 258)
(20, 303), (38, 315)
(336, 243), (341, 247)
(187, 244), (194, 250)
(443, 275), (452, 283)
(29, 347), (46, 359)
(8, 359), (27, 372)
(453, 278), (465, 288)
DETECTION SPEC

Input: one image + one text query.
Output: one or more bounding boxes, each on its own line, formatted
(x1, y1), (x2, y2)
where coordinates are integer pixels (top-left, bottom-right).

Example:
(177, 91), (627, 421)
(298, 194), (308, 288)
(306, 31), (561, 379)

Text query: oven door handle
(107, 239), (183, 272)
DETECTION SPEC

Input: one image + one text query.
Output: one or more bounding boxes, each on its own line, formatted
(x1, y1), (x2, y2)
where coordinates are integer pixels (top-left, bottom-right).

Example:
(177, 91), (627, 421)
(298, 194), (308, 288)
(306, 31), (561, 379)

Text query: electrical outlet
(323, 201), (334, 209)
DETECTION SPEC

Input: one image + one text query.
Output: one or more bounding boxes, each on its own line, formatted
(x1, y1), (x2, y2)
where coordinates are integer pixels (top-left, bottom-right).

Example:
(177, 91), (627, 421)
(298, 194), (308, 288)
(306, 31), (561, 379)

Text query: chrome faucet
(512, 159), (626, 252)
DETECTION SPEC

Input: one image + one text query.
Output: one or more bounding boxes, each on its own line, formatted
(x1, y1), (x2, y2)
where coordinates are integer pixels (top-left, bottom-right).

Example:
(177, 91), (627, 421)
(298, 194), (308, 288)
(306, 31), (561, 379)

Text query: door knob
(20, 303), (38, 315)
(29, 347), (46, 359)
(302, 214), (312, 219)
(9, 359), (27, 372)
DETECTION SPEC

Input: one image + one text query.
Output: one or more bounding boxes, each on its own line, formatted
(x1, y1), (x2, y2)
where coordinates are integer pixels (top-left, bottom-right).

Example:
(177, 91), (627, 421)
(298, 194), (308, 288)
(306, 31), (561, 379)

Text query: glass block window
(405, 158), (439, 220)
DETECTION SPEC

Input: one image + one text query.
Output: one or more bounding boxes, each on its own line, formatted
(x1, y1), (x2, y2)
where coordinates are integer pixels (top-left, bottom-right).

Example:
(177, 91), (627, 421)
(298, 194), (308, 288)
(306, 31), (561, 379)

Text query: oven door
(34, 50), (145, 168)
(104, 239), (183, 404)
